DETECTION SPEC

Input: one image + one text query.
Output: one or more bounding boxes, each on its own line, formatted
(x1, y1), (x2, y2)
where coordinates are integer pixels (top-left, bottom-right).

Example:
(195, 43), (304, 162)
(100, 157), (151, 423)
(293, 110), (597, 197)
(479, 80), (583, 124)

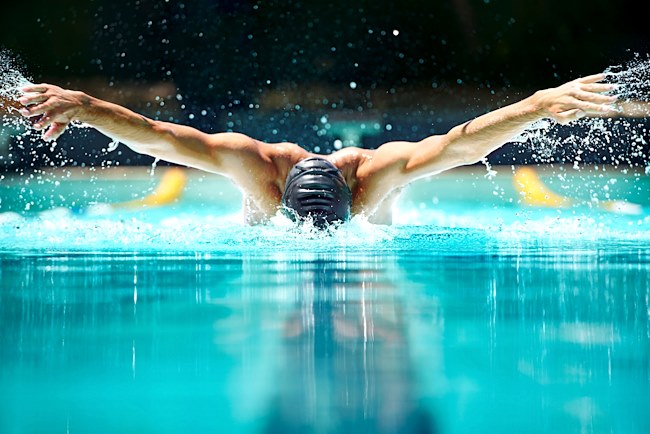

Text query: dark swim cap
(281, 157), (352, 228)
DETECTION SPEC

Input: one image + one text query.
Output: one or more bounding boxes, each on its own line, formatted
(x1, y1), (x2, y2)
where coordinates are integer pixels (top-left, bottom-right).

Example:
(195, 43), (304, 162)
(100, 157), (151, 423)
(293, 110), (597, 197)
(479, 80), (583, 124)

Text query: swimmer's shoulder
(263, 141), (311, 167)
(210, 135), (309, 169)
(208, 133), (303, 155)
(326, 146), (373, 169)
(325, 147), (374, 183)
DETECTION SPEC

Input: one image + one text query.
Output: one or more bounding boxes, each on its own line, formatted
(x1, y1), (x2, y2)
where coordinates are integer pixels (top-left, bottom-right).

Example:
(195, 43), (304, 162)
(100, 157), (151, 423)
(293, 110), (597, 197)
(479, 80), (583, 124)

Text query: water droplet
(150, 158), (160, 176)
(106, 140), (120, 152)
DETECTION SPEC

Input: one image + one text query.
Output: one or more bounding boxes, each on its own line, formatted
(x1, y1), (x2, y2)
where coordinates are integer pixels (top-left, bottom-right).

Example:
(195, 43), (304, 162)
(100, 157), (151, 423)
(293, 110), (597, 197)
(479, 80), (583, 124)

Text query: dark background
(1, 0), (649, 168)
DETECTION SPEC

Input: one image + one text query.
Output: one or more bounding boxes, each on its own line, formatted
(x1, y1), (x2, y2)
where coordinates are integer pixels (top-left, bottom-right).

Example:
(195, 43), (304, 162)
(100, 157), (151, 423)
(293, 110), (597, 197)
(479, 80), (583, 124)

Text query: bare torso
(18, 77), (623, 227)
(238, 141), (401, 225)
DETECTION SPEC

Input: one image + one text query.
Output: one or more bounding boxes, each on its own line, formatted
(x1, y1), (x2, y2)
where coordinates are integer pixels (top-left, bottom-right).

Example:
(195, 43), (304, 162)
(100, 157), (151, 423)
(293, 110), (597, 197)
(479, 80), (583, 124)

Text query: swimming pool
(1, 166), (649, 433)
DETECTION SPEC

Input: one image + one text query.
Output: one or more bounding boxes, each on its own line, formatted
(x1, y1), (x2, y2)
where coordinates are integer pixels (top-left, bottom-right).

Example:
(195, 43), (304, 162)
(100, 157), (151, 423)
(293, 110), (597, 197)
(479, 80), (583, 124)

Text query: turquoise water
(1, 168), (650, 433)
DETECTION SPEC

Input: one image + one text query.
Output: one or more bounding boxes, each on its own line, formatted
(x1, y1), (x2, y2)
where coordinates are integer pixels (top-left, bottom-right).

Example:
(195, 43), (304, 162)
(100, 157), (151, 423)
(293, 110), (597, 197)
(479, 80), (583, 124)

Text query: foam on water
(0, 206), (402, 254)
(2, 201), (649, 256)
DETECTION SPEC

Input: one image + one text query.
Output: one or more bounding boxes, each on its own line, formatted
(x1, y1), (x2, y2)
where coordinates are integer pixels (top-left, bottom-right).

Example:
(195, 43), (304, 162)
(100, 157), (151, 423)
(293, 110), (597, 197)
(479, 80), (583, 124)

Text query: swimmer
(16, 74), (627, 226)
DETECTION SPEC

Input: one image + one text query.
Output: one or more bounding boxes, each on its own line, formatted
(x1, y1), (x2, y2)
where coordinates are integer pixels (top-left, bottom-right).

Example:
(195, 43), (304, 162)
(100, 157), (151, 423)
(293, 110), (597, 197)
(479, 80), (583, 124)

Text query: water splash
(0, 208), (398, 254)
(150, 158), (160, 176)
(512, 55), (650, 169)
(481, 157), (498, 179)
(106, 139), (120, 152)
(2, 201), (649, 255)
(604, 54), (650, 102)
(0, 51), (35, 136)
(0, 50), (33, 103)
(1, 51), (99, 155)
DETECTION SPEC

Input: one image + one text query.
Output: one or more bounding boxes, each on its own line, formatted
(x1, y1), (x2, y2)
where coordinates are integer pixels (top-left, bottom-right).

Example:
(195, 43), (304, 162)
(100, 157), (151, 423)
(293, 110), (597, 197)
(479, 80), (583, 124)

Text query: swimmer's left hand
(18, 83), (86, 141)
(531, 73), (619, 124)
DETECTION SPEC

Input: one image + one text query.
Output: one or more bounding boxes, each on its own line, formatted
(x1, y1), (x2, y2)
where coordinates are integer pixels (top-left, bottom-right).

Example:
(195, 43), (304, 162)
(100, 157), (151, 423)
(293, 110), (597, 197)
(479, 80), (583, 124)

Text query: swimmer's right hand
(18, 83), (88, 141)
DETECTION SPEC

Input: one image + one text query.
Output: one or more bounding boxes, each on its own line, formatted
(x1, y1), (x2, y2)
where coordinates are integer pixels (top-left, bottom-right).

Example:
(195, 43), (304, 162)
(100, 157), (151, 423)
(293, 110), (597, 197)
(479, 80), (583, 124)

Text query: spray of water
(0, 51), (33, 103)
(1, 51), (119, 154)
(0, 51), (37, 141)
(511, 55), (650, 169)
(605, 54), (650, 102)
(1, 51), (141, 215)
(1, 50), (649, 236)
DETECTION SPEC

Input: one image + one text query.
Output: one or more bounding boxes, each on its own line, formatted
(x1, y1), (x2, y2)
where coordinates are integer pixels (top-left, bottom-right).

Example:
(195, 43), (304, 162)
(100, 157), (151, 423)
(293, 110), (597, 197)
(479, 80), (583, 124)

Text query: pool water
(1, 167), (649, 433)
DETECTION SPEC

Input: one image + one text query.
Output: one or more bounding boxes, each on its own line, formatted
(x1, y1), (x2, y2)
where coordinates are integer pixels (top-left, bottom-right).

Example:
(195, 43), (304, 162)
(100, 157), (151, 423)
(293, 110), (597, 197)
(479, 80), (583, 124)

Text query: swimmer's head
(281, 157), (352, 229)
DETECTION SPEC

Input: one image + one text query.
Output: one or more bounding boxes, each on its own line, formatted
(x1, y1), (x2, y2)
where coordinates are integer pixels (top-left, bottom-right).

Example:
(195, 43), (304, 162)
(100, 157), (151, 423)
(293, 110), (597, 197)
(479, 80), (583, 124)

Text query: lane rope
(513, 166), (642, 215)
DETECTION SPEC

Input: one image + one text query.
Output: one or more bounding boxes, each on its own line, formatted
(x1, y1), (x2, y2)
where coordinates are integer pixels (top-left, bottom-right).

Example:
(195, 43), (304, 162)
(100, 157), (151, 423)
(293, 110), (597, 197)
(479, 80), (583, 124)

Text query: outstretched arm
(363, 74), (618, 186)
(18, 83), (269, 176)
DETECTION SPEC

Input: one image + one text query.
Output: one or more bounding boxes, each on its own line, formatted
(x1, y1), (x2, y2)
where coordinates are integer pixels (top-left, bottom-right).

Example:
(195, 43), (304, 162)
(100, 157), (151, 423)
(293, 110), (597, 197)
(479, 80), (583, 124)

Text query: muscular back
(243, 141), (400, 224)
(19, 77), (625, 226)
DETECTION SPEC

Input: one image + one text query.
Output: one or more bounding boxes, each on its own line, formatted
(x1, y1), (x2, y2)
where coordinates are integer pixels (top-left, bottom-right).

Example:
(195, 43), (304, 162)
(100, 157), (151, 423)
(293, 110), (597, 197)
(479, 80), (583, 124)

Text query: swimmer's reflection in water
(263, 261), (436, 434)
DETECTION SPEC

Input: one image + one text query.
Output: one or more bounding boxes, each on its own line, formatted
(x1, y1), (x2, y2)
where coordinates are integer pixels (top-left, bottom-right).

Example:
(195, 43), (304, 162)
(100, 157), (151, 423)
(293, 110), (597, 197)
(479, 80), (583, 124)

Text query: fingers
(576, 90), (617, 104)
(577, 73), (606, 84)
(581, 83), (616, 93)
(13, 83), (70, 141)
(597, 106), (622, 118)
(550, 78), (618, 118)
(42, 122), (69, 142)
(19, 102), (50, 117)
(573, 100), (614, 114)
(554, 109), (585, 125)
(19, 93), (48, 106)
(34, 115), (53, 131)
(21, 84), (49, 93)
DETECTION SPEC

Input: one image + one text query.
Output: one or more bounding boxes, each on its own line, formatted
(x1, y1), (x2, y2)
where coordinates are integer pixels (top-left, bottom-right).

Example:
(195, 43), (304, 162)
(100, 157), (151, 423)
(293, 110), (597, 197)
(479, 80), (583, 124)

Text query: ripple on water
(1, 206), (649, 257)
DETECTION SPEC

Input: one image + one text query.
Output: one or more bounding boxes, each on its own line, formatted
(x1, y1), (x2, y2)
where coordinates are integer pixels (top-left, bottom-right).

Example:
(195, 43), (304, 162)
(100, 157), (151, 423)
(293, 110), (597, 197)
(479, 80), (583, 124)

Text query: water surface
(1, 171), (649, 433)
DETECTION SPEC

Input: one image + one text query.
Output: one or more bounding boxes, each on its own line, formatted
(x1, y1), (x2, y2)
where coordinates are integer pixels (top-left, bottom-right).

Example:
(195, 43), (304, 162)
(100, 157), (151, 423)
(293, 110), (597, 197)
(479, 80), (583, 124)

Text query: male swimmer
(17, 74), (622, 227)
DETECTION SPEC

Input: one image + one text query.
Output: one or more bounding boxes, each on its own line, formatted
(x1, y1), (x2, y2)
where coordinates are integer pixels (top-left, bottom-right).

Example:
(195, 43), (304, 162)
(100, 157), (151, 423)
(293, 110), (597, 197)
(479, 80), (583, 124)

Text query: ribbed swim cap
(281, 157), (352, 228)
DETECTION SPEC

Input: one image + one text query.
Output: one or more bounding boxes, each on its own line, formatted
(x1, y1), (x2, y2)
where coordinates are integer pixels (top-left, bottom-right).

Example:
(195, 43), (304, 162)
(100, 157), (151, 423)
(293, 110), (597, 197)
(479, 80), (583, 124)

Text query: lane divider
(513, 166), (642, 215)
(111, 167), (187, 210)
